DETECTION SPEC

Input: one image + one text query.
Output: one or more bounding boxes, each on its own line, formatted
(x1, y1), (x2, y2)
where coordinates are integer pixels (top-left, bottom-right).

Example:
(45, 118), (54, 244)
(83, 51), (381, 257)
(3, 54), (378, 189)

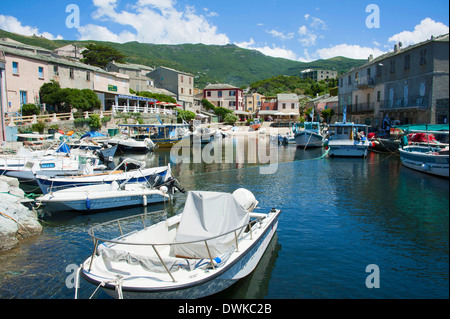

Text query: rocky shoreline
(0, 176), (42, 251)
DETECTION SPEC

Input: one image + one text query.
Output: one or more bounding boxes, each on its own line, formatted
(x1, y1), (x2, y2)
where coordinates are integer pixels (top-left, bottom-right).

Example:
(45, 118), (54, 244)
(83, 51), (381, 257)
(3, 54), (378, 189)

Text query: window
(207, 91), (211, 97)
(389, 60), (395, 73)
(291, 103), (295, 109)
(229, 101), (236, 107)
(69, 68), (74, 79)
(367, 68), (371, 77)
(181, 87), (184, 94)
(189, 89), (192, 95)
(53, 65), (59, 76)
(86, 71), (91, 81)
(38, 66), (44, 79)
(12, 62), (19, 75)
(181, 75), (184, 82)
(229, 90), (236, 96)
(189, 77), (192, 84)
(218, 91), (222, 97)
(282, 103), (286, 109)
(348, 75), (351, 85)
(377, 91), (381, 102)
(420, 49), (427, 65)
(404, 54), (410, 70)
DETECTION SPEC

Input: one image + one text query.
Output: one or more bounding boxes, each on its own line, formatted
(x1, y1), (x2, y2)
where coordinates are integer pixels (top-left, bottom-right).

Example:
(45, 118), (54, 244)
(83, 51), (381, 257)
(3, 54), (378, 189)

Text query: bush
(88, 114), (102, 129)
(31, 121), (46, 133)
(223, 113), (238, 125)
(22, 104), (40, 116)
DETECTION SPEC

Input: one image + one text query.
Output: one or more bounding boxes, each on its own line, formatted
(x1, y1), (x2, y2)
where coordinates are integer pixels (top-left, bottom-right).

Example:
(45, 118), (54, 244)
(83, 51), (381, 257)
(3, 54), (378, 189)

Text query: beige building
(0, 42), (130, 114)
(244, 92), (264, 112)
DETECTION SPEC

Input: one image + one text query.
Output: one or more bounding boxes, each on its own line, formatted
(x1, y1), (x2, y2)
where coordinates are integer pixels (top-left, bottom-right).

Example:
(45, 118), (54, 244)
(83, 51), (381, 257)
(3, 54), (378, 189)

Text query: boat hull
(328, 141), (370, 157)
(36, 166), (171, 194)
(399, 146), (449, 177)
(80, 210), (280, 299)
(294, 131), (323, 148)
(41, 192), (169, 212)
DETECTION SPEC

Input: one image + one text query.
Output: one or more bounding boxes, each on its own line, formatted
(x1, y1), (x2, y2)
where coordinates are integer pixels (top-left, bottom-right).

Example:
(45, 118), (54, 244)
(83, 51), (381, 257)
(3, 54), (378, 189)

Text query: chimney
(394, 44), (398, 53)
(368, 54), (373, 62)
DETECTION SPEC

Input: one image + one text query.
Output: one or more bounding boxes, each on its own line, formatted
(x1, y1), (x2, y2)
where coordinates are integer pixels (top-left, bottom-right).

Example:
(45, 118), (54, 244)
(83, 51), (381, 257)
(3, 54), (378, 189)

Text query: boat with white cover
(36, 181), (172, 212)
(76, 188), (281, 299)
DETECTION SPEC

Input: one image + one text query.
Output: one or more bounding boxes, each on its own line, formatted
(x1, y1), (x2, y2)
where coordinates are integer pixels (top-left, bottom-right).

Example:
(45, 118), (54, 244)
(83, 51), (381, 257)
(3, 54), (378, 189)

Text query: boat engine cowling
(232, 188), (258, 212)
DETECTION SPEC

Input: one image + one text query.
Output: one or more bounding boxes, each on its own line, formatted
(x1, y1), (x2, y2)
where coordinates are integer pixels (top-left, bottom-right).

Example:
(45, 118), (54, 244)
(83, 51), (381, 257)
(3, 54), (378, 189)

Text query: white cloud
(297, 25), (317, 46)
(298, 14), (326, 47)
(310, 17), (327, 30)
(0, 15), (63, 40)
(267, 29), (294, 40)
(78, 24), (137, 43)
(388, 18), (449, 46)
(316, 44), (386, 60)
(81, 0), (229, 45)
(234, 38), (298, 60)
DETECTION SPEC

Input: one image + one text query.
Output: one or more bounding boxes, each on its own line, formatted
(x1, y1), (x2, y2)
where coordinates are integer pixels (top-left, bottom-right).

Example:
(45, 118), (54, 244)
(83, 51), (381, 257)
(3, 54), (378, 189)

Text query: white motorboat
(107, 135), (156, 152)
(325, 122), (371, 157)
(36, 181), (172, 212)
(76, 188), (281, 299)
(35, 158), (173, 194)
(1, 145), (107, 192)
(293, 122), (324, 148)
(399, 145), (449, 178)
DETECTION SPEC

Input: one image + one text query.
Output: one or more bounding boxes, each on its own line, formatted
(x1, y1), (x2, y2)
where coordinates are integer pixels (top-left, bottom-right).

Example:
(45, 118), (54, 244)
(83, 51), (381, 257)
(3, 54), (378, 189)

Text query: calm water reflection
(0, 138), (448, 299)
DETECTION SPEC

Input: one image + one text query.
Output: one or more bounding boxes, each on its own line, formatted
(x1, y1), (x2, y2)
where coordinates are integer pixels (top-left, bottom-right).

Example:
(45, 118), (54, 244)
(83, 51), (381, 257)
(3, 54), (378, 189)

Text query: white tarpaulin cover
(171, 191), (250, 259)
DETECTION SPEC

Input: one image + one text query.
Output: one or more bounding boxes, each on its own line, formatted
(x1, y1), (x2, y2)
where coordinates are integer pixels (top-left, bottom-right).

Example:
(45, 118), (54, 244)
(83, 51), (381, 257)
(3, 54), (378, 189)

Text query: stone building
(337, 33), (449, 127)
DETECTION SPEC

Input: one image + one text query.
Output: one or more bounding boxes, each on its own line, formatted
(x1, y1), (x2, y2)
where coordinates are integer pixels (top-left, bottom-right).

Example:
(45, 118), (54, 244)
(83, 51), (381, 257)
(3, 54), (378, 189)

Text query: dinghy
(76, 188), (281, 299)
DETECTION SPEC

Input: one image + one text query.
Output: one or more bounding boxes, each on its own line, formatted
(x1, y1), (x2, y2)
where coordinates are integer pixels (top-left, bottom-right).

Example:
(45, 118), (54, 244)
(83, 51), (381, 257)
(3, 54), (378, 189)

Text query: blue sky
(1, 0), (449, 61)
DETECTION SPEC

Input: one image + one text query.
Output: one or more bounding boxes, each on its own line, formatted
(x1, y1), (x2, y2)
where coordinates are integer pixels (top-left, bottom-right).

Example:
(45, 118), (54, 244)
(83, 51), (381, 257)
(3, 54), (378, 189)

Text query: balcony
(380, 95), (429, 111)
(348, 102), (375, 114)
(355, 76), (375, 89)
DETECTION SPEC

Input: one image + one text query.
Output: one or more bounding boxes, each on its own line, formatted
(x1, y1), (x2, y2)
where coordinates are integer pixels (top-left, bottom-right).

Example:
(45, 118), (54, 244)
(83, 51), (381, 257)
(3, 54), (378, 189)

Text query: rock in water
(0, 176), (43, 251)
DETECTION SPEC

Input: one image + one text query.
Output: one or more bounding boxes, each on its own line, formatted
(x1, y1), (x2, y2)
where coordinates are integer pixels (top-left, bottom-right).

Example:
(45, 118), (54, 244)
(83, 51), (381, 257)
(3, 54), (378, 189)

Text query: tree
(213, 107), (233, 121)
(81, 43), (126, 68)
(39, 81), (101, 112)
(137, 91), (177, 104)
(176, 109), (196, 123)
(321, 109), (335, 124)
(201, 99), (216, 111)
(39, 80), (64, 106)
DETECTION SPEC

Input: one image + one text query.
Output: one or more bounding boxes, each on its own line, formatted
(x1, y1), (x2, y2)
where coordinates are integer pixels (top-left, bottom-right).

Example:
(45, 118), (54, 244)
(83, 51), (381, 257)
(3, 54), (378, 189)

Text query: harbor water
(0, 137), (448, 299)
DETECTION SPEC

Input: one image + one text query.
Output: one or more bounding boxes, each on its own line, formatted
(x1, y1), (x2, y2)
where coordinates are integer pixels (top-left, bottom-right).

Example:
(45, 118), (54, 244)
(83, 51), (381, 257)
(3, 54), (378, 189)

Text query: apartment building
(338, 33), (449, 127)
(300, 68), (338, 81)
(203, 83), (244, 112)
(148, 66), (194, 110)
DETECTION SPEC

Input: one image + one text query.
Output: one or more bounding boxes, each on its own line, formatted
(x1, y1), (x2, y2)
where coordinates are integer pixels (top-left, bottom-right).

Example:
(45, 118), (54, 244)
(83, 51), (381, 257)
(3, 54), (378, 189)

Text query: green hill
(0, 29), (365, 88)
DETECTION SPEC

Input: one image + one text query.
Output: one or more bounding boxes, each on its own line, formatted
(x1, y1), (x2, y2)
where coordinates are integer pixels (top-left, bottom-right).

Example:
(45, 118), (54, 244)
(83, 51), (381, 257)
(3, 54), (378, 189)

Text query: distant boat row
(274, 121), (449, 178)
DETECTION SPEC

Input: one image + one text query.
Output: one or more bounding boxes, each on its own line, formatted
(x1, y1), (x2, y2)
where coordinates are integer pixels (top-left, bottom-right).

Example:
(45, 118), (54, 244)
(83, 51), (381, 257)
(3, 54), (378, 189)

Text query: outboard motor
(232, 188), (258, 212)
